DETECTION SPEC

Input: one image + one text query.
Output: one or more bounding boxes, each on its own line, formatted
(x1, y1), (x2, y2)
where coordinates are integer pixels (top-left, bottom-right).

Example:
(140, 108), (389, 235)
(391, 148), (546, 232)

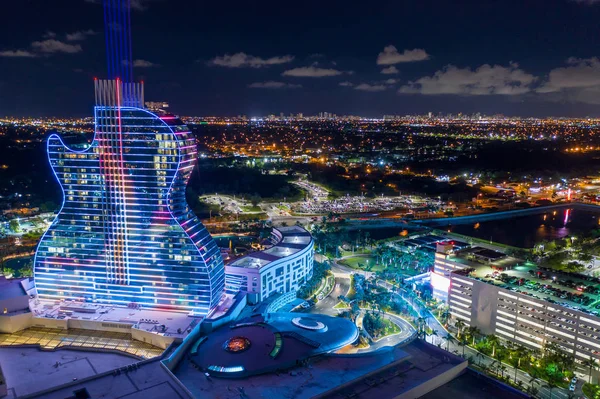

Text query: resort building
(435, 241), (600, 372)
(33, 80), (225, 315)
(224, 226), (314, 304)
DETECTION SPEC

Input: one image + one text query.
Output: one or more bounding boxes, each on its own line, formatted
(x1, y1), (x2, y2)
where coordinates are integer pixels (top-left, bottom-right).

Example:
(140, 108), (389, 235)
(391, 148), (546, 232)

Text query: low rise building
(225, 226), (314, 304)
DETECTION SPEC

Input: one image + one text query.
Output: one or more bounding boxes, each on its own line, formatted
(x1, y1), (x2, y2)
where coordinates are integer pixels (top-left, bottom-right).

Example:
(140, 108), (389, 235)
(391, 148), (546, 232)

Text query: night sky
(3, 0), (600, 117)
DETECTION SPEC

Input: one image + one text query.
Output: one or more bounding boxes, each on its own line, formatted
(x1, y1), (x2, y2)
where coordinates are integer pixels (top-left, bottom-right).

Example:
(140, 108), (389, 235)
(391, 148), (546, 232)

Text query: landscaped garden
(583, 383), (600, 399)
(362, 310), (400, 340)
(338, 255), (382, 271)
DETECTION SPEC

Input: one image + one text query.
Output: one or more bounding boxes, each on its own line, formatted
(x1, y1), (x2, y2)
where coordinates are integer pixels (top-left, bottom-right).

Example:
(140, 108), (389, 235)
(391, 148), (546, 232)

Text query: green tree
(486, 334), (500, 357)
(458, 336), (468, 358)
(582, 357), (599, 384)
(455, 319), (466, 339)
(466, 326), (481, 346)
(445, 333), (455, 352)
(8, 219), (20, 233)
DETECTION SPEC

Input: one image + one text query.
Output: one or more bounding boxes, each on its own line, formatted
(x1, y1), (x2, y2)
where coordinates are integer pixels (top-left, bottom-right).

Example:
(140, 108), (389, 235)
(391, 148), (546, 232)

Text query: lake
(440, 208), (600, 248)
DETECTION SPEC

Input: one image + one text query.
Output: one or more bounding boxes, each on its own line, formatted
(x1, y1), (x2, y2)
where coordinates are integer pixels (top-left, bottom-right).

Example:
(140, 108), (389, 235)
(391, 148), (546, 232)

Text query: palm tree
(476, 349), (485, 367)
(508, 352), (521, 383)
(494, 348), (507, 378)
(455, 319), (466, 338)
(466, 326), (481, 346)
(416, 316), (426, 336)
(498, 364), (507, 379)
(527, 368), (541, 395)
(486, 334), (500, 357)
(582, 356), (599, 384)
(445, 333), (455, 352)
(545, 379), (559, 399)
(458, 336), (468, 358)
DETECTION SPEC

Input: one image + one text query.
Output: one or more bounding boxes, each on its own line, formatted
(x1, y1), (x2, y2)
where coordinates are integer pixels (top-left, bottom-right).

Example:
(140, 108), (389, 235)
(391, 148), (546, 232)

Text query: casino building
(33, 80), (225, 315)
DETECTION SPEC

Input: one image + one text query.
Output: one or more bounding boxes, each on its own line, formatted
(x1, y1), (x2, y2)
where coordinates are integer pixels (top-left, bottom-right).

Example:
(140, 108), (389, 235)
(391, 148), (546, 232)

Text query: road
(307, 261), (416, 353)
(361, 312), (414, 352)
(313, 277), (350, 316)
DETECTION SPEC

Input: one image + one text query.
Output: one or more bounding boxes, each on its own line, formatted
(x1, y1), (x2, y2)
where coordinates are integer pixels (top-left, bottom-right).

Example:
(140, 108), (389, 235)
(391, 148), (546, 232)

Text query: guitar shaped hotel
(33, 79), (225, 315)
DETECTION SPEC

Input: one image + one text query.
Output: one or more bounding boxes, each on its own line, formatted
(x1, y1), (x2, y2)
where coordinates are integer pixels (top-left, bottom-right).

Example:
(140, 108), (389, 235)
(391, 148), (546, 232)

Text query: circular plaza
(188, 313), (358, 378)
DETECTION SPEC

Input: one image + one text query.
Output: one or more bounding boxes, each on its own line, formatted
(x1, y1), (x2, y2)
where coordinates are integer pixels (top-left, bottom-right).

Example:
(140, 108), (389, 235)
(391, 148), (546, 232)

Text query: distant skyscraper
(34, 79), (225, 314)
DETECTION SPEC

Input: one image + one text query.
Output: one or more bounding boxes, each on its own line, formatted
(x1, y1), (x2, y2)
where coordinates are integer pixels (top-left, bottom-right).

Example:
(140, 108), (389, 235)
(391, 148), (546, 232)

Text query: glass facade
(34, 100), (224, 314)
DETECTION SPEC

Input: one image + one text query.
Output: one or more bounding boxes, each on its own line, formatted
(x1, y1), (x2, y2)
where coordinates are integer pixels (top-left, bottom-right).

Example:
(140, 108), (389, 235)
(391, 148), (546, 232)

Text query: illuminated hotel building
(225, 226), (314, 304)
(33, 80), (224, 314)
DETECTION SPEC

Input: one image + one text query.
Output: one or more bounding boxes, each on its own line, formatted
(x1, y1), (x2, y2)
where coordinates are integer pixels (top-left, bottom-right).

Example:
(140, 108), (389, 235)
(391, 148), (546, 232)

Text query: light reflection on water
(445, 208), (600, 248)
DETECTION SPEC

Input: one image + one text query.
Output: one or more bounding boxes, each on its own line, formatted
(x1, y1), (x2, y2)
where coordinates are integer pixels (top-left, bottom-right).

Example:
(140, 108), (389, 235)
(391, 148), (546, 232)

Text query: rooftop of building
(176, 339), (466, 399)
(448, 248), (600, 317)
(442, 245), (520, 270)
(187, 312), (359, 378)
(30, 299), (203, 340)
(0, 277), (27, 301)
(422, 368), (529, 399)
(227, 225), (313, 270)
(12, 348), (192, 399)
(0, 347), (138, 398)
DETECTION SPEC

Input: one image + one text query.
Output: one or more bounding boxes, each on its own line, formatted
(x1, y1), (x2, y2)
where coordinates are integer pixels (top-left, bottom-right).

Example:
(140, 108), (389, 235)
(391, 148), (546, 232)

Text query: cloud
(130, 0), (161, 10)
(339, 81), (354, 87)
(399, 63), (536, 95)
(0, 50), (37, 58)
(381, 65), (399, 74)
(537, 57), (600, 92)
(377, 46), (430, 65)
(536, 57), (600, 104)
(2, 32), (92, 58)
(571, 0), (600, 4)
(354, 83), (387, 92)
(282, 66), (344, 77)
(31, 39), (82, 54)
(383, 78), (399, 84)
(248, 81), (302, 89)
(132, 59), (158, 67)
(66, 30), (96, 41)
(209, 52), (294, 68)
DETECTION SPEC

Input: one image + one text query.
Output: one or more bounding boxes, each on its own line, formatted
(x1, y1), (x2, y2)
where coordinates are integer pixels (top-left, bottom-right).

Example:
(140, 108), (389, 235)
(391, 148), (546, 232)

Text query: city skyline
(3, 0), (600, 117)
